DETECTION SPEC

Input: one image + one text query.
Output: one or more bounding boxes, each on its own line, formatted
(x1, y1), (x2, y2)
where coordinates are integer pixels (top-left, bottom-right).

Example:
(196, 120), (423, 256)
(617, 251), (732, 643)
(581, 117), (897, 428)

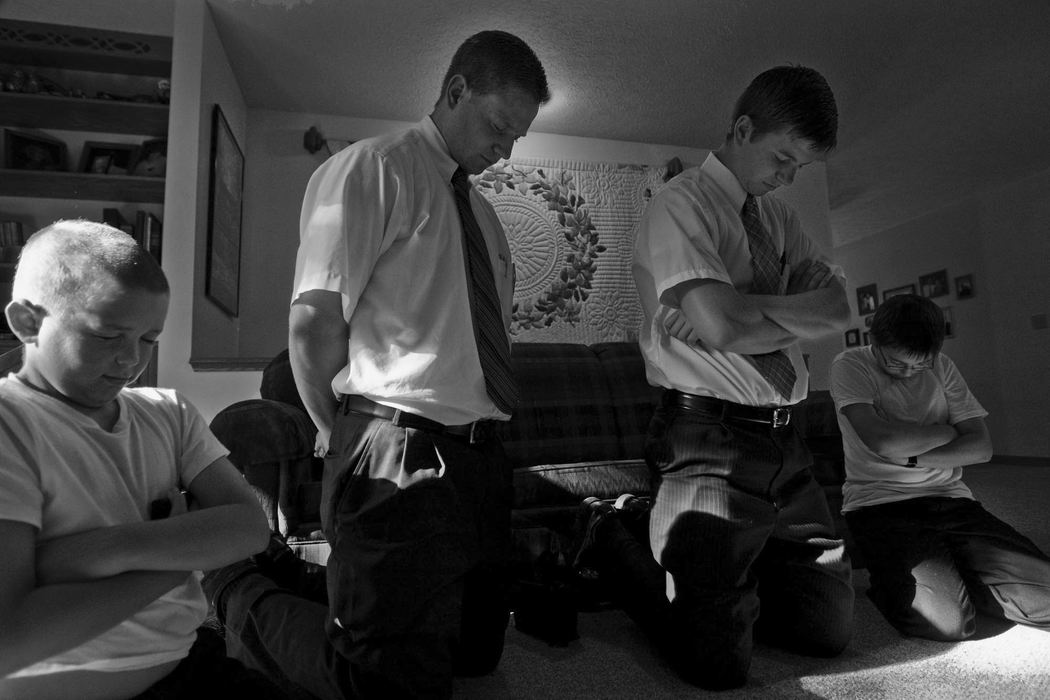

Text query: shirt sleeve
(0, 416), (42, 527)
(939, 356), (988, 425)
(780, 202), (846, 281)
(830, 351), (878, 412)
(173, 391), (230, 488)
(293, 146), (403, 321)
(640, 185), (732, 306)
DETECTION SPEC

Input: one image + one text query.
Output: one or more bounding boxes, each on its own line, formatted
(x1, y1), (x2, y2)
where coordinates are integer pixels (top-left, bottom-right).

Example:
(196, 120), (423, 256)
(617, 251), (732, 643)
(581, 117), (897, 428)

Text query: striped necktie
(741, 194), (797, 401)
(451, 168), (519, 414)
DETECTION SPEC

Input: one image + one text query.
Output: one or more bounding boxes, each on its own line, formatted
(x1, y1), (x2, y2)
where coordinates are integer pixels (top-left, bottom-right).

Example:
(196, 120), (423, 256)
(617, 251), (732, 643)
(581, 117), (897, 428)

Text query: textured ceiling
(207, 0), (1050, 246)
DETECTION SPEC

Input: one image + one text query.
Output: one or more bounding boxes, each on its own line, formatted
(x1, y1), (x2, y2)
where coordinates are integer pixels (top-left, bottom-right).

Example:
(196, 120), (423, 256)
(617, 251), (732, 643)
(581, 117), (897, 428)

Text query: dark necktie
(451, 168), (519, 414)
(741, 194), (797, 400)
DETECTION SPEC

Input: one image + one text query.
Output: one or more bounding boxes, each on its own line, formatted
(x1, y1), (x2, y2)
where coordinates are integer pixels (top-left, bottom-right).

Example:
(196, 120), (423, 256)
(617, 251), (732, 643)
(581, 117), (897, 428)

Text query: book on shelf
(101, 208), (161, 263)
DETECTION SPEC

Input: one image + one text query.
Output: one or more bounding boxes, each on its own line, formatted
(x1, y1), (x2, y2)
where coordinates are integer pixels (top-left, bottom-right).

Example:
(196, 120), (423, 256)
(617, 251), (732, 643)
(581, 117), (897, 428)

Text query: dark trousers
(131, 625), (286, 699)
(223, 409), (513, 699)
(644, 394), (854, 688)
(846, 496), (1050, 641)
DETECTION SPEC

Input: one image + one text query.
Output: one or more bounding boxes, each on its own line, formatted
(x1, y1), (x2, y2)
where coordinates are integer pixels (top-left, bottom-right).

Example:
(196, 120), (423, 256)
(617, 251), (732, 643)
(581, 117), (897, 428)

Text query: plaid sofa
(210, 342), (848, 564)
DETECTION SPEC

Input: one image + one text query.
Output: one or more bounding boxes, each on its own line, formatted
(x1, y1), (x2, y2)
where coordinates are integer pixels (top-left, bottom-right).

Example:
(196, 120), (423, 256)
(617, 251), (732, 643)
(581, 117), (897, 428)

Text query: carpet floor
(455, 461), (1050, 699)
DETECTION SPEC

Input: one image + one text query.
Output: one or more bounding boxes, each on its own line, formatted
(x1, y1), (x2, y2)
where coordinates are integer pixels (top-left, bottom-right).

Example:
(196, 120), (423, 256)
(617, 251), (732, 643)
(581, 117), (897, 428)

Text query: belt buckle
(771, 407), (791, 428)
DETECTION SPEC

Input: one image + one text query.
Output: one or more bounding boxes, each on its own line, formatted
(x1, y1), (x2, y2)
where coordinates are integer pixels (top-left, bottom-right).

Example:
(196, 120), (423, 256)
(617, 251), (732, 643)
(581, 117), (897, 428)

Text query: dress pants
(846, 496), (1050, 641)
(223, 408), (513, 700)
(645, 394), (854, 688)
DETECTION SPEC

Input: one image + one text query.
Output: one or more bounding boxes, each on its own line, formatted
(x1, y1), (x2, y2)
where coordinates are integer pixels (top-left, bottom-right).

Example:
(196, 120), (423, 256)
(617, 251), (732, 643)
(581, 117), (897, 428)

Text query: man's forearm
(0, 570), (186, 676)
(36, 504), (268, 584)
(909, 427), (994, 470)
(869, 421), (957, 460)
(754, 284), (850, 339)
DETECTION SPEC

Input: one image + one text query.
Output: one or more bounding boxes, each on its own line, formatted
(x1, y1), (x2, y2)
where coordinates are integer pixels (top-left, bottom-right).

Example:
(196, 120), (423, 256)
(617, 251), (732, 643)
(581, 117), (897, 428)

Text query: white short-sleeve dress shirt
(292, 117), (515, 425)
(633, 153), (843, 407)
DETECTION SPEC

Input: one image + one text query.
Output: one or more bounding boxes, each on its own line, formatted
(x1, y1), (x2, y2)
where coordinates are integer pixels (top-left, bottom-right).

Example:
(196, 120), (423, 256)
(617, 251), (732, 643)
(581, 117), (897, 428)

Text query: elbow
(973, 440), (994, 465)
(826, 295), (852, 333)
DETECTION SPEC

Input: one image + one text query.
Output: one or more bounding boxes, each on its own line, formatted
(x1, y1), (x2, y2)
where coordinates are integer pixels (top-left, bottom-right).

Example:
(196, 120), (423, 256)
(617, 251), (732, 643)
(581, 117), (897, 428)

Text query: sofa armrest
(209, 398), (322, 537)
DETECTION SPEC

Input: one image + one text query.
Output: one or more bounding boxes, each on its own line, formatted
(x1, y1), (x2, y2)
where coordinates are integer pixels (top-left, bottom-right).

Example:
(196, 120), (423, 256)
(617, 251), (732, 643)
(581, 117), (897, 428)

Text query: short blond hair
(13, 219), (168, 315)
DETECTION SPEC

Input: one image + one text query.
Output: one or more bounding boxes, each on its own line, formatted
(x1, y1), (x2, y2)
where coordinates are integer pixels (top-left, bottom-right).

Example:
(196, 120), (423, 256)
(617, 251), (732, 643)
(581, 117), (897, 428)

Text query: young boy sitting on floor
(0, 220), (279, 699)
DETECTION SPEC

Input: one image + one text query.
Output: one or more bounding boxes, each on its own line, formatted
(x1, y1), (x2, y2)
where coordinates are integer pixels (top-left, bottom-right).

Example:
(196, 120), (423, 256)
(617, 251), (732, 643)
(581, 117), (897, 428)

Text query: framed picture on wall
(943, 307), (955, 338)
(205, 105), (244, 317)
(845, 328), (861, 347)
(919, 269), (950, 298)
(955, 274), (975, 299)
(883, 284), (915, 300)
(855, 283), (878, 316)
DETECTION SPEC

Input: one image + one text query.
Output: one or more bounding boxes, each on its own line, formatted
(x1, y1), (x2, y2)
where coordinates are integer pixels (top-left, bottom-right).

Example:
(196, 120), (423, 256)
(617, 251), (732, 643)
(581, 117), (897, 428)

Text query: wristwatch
(906, 455), (918, 468)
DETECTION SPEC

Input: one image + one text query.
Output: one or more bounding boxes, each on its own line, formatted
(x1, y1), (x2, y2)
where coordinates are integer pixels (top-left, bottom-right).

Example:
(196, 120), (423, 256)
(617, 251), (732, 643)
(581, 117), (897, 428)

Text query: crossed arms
(0, 458), (269, 676)
(666, 258), (850, 352)
(840, 405), (993, 470)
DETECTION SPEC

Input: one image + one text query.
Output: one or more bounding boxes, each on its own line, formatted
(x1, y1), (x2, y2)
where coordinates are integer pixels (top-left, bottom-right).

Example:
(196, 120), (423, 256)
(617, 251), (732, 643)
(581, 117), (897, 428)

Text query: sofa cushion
(512, 459), (651, 509)
(500, 343), (623, 468)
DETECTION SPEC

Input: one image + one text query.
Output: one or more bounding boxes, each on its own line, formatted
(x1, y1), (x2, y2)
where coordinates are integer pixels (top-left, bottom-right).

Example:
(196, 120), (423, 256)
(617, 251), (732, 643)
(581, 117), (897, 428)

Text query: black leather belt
(666, 390), (793, 428)
(340, 395), (497, 444)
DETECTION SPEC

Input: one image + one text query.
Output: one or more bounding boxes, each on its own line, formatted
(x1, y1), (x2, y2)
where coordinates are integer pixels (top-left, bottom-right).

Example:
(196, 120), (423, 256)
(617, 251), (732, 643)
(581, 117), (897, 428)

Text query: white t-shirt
(633, 152), (843, 407)
(293, 116), (515, 425)
(829, 347), (988, 512)
(0, 376), (228, 676)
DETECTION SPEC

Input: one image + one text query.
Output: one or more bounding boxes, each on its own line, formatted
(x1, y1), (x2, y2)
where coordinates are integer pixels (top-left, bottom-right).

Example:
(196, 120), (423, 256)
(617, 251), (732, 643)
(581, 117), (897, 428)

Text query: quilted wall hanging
(475, 157), (672, 344)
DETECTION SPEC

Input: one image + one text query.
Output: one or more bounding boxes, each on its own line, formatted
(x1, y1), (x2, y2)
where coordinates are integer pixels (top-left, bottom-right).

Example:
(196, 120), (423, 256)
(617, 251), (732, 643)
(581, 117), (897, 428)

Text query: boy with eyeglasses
(830, 293), (1050, 640)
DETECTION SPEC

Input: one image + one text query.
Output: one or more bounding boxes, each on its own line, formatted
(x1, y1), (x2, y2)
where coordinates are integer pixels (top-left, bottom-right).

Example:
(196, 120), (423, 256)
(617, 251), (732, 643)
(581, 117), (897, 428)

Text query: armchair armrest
(210, 398), (322, 537)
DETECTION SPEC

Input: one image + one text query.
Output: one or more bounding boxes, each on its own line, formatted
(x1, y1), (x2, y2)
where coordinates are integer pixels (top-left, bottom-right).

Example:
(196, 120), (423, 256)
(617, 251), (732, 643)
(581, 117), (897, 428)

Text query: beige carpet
(455, 461), (1050, 699)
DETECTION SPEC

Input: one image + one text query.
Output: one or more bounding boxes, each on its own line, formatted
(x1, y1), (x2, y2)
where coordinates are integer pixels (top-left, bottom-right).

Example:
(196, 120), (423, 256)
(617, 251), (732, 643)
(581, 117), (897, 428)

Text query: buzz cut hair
(13, 219), (169, 315)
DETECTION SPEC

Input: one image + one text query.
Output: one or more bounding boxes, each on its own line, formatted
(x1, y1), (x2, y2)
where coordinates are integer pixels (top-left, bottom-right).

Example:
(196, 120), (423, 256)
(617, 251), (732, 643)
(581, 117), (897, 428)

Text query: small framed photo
(845, 328), (861, 347)
(855, 283), (878, 316)
(864, 314), (874, 328)
(943, 307), (955, 338)
(4, 128), (68, 171)
(955, 274), (975, 300)
(919, 269), (950, 298)
(883, 284), (916, 301)
(79, 141), (140, 175)
(862, 331), (871, 346)
(132, 138), (167, 177)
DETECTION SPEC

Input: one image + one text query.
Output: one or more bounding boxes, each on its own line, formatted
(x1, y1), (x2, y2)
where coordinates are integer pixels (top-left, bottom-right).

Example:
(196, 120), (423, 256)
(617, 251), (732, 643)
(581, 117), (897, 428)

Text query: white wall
(158, 0), (258, 420)
(833, 167), (1050, 459)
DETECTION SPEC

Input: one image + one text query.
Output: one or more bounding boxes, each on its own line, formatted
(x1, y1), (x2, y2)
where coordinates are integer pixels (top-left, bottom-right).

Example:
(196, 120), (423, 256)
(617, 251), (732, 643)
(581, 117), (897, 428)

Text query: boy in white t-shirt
(830, 293), (1050, 641)
(0, 221), (280, 699)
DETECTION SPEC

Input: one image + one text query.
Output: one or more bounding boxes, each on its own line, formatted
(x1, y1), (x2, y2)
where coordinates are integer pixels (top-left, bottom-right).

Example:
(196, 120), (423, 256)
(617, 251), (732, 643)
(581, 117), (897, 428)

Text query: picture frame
(132, 138), (167, 177)
(918, 269), (950, 298)
(864, 314), (874, 328)
(205, 105), (244, 317)
(943, 307), (955, 338)
(845, 328), (861, 347)
(883, 284), (915, 301)
(955, 274), (975, 300)
(4, 128), (68, 171)
(79, 141), (139, 175)
(855, 283), (878, 316)
(862, 331), (871, 346)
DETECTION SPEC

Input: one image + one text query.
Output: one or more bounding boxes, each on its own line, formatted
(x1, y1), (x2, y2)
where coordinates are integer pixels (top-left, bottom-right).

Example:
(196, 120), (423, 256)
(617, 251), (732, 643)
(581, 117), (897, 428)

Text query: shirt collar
(701, 152), (748, 212)
(419, 116), (460, 183)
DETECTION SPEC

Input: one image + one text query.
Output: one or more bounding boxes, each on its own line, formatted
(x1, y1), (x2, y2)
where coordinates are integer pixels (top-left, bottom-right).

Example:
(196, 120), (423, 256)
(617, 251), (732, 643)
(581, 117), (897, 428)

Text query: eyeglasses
(874, 345), (935, 373)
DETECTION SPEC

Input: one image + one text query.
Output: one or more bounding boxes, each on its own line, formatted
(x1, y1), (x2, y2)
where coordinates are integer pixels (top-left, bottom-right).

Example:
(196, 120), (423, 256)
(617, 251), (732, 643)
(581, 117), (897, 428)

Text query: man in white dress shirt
(207, 31), (550, 700)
